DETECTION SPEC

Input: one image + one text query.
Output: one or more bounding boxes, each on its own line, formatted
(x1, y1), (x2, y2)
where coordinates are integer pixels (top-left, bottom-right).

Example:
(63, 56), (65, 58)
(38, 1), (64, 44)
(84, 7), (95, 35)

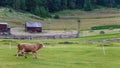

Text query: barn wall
(0, 23), (11, 35)
(26, 27), (42, 32)
(0, 24), (7, 28)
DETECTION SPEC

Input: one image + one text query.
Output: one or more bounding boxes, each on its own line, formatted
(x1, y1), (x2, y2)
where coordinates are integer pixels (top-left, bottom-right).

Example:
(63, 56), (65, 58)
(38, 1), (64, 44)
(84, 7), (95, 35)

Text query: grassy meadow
(0, 35), (120, 68)
(1, 7), (120, 68)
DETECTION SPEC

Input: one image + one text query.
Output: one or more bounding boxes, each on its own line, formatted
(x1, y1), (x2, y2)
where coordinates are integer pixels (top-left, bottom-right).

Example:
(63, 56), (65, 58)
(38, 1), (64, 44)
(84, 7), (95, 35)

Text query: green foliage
(53, 14), (60, 19)
(67, 0), (76, 9)
(1, 0), (120, 17)
(34, 6), (51, 18)
(84, 0), (93, 11)
(91, 25), (120, 30)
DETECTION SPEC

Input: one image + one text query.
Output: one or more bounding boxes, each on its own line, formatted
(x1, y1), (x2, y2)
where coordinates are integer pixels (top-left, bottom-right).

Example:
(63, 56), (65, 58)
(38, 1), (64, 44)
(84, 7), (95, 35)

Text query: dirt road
(11, 28), (77, 36)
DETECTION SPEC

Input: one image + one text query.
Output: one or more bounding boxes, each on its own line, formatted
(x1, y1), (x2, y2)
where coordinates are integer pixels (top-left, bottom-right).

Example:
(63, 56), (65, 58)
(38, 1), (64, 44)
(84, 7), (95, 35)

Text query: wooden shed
(0, 22), (11, 35)
(25, 22), (42, 32)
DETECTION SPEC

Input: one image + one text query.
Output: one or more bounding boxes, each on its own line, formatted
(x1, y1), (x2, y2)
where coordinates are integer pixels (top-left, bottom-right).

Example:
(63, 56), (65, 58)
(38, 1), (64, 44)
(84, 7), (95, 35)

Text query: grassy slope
(1, 8), (120, 30)
(0, 8), (77, 30)
(55, 8), (120, 30)
(0, 8), (43, 28)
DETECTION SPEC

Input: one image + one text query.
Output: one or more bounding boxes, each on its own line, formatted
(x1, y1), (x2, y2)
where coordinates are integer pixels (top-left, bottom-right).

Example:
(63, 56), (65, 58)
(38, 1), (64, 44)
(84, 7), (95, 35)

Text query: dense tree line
(0, 0), (120, 17)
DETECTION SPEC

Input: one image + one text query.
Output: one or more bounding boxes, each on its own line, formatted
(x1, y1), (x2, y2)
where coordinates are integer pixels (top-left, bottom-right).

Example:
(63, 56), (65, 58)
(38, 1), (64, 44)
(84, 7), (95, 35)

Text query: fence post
(76, 19), (81, 38)
(9, 42), (12, 50)
(102, 45), (106, 55)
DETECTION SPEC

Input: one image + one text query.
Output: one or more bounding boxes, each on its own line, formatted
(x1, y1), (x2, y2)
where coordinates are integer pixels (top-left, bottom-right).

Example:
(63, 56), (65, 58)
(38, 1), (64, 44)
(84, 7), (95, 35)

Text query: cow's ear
(37, 43), (42, 45)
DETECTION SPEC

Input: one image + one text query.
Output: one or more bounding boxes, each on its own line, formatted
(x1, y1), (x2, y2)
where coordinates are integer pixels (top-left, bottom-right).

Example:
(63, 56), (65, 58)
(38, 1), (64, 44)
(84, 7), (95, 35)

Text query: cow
(16, 43), (45, 59)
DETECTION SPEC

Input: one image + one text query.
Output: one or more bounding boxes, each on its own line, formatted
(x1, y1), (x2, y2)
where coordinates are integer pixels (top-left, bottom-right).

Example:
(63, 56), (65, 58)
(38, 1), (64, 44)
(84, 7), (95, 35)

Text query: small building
(0, 22), (11, 35)
(25, 22), (42, 32)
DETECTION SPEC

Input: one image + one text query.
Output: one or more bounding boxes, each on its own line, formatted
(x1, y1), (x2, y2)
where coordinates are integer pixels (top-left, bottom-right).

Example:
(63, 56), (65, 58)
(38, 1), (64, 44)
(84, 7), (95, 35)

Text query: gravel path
(11, 28), (77, 36)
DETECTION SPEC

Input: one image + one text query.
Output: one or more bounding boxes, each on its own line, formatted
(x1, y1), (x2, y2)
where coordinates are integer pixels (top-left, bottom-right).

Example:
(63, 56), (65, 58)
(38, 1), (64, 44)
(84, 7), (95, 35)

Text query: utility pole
(76, 19), (80, 38)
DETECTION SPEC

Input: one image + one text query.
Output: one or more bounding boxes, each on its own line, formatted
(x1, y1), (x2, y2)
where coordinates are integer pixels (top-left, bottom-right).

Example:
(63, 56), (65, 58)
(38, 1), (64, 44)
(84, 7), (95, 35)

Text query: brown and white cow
(16, 43), (45, 58)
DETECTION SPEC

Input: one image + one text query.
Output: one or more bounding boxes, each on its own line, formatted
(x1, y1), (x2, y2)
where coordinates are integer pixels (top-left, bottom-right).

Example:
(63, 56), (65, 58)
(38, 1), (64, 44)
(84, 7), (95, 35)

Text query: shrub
(99, 31), (105, 34)
(89, 30), (94, 33)
(91, 25), (120, 30)
(109, 27), (114, 30)
(53, 14), (60, 19)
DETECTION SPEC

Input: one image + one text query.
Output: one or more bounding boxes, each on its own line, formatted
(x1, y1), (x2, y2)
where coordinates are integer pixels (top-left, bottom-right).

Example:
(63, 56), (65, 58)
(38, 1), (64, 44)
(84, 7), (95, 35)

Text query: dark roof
(25, 22), (42, 27)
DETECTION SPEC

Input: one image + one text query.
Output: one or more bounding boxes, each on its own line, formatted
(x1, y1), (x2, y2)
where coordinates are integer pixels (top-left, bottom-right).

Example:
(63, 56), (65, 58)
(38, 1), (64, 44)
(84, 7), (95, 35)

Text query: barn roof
(25, 22), (42, 27)
(0, 22), (8, 25)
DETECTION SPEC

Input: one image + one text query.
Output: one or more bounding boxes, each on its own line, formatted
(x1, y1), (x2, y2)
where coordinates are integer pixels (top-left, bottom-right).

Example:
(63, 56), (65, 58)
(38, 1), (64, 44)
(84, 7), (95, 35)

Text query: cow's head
(37, 43), (45, 48)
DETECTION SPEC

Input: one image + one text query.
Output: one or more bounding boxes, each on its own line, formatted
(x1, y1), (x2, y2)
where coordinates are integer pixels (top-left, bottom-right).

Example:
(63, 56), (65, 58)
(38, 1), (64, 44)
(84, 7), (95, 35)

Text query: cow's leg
(32, 52), (35, 58)
(35, 52), (38, 59)
(22, 48), (27, 58)
(16, 50), (21, 57)
(16, 51), (19, 57)
(32, 51), (38, 59)
(23, 52), (27, 58)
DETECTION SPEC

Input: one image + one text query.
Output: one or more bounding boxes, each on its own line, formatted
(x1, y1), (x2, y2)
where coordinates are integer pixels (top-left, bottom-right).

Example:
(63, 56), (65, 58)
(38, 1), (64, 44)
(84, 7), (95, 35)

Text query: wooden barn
(25, 22), (42, 32)
(0, 22), (11, 35)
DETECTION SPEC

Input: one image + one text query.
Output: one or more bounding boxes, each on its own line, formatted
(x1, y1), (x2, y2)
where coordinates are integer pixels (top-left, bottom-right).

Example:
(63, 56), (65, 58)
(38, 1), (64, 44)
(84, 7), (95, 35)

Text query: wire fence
(0, 34), (77, 39)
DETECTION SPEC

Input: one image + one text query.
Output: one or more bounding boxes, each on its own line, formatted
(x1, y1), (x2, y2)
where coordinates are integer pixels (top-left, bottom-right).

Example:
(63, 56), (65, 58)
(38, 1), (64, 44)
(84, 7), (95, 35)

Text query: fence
(0, 34), (77, 39)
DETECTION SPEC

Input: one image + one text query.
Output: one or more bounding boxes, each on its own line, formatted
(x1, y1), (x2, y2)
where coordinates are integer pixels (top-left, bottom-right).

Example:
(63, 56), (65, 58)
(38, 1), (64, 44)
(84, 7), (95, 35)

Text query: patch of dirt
(11, 28), (77, 36)
(88, 38), (120, 42)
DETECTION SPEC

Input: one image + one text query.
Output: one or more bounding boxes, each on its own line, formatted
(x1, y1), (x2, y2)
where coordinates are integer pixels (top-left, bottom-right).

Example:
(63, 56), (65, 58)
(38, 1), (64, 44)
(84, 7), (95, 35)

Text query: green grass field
(0, 35), (120, 68)
(1, 7), (120, 68)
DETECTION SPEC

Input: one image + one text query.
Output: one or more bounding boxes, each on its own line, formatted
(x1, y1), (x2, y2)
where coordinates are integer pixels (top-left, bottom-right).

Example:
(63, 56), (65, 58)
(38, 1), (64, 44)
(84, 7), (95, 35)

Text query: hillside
(0, 8), (43, 28)
(55, 8), (120, 30)
(48, 8), (120, 30)
(1, 8), (120, 30)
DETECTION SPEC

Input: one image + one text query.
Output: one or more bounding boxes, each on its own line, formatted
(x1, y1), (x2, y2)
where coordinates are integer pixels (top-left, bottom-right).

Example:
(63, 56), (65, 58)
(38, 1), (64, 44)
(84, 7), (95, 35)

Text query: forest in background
(0, 0), (120, 18)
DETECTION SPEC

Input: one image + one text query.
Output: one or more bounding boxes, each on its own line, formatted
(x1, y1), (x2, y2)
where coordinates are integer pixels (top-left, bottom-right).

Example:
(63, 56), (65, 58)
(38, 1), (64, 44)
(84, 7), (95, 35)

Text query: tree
(20, 0), (26, 10)
(0, 0), (120, 18)
(84, 0), (93, 11)
(109, 0), (116, 8)
(25, 0), (35, 13)
(67, 0), (76, 9)
(12, 0), (21, 10)
(61, 0), (68, 10)
(46, 0), (61, 12)
(34, 6), (51, 18)
(91, 0), (97, 8)
(34, 5), (40, 16)
(76, 0), (84, 9)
